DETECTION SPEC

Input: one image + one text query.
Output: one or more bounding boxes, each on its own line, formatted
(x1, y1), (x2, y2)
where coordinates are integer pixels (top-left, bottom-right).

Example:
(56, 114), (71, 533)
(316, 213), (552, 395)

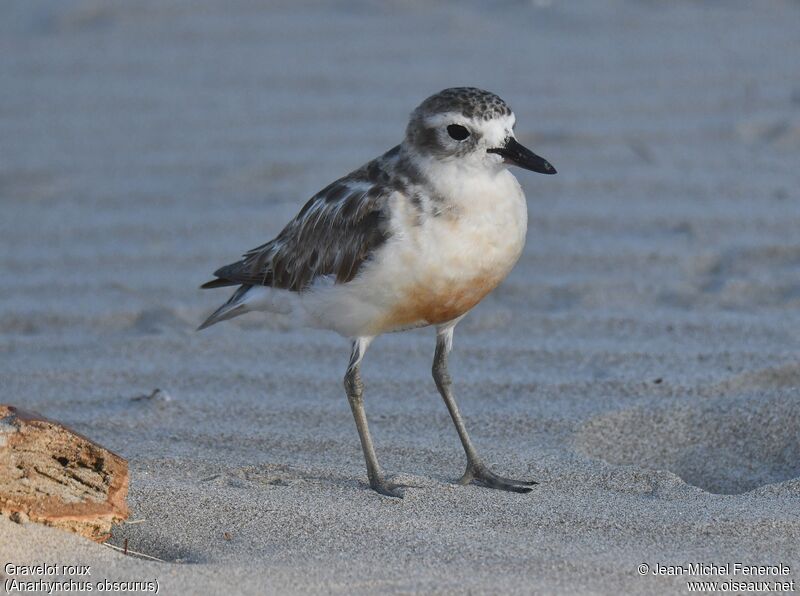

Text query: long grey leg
(344, 337), (403, 498)
(433, 326), (536, 493)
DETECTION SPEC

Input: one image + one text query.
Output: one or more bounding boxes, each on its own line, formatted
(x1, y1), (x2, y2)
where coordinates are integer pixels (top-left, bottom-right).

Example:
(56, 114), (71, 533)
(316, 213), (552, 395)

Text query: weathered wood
(0, 405), (129, 542)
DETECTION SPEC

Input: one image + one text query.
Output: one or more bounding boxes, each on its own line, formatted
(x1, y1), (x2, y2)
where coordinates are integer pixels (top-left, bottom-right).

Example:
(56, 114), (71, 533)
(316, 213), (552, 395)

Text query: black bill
(488, 137), (556, 174)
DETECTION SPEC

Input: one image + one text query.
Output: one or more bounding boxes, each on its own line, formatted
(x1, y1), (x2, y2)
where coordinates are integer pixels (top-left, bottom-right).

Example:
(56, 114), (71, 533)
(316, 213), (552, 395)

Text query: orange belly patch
(376, 273), (504, 333)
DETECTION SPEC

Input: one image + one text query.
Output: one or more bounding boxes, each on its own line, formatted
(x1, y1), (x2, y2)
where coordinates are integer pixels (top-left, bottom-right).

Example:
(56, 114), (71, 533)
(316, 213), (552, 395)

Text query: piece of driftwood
(0, 405), (129, 541)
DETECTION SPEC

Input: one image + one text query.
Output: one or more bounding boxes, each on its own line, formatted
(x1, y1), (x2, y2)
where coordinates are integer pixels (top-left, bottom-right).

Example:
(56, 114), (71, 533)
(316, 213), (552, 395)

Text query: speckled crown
(413, 87), (513, 121)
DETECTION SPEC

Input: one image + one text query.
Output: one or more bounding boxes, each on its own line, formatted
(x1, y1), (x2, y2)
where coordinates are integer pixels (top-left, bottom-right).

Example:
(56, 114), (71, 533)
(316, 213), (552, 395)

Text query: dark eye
(447, 124), (470, 141)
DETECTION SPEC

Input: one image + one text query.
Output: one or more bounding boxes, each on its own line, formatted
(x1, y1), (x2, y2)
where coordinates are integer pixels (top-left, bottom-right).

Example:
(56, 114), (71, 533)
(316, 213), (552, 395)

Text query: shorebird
(200, 87), (556, 497)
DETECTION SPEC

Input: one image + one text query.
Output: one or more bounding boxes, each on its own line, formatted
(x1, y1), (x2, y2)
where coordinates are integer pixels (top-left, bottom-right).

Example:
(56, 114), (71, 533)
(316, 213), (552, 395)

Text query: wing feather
(204, 155), (397, 292)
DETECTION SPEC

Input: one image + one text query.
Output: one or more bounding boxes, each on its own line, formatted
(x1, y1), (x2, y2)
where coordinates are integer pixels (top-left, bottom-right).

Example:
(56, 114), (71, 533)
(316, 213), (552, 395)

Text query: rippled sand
(1, 1), (799, 593)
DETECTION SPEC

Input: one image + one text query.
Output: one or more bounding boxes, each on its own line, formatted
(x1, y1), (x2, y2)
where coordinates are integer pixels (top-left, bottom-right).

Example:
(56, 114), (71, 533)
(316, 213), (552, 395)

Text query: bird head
(404, 87), (556, 175)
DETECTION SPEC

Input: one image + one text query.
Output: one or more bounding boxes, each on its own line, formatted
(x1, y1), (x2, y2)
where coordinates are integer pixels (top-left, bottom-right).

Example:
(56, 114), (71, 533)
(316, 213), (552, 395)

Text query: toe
(476, 477), (534, 494)
(462, 465), (537, 493)
(371, 481), (404, 498)
(494, 475), (538, 486)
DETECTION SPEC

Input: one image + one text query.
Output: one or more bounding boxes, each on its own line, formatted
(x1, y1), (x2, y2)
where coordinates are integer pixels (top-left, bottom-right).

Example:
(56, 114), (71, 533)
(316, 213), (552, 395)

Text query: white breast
(399, 169), (526, 281)
(332, 168), (528, 335)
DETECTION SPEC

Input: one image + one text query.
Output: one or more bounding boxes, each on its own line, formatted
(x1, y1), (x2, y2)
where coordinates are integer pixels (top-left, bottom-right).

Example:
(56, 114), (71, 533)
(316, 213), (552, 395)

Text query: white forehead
(423, 111), (515, 146)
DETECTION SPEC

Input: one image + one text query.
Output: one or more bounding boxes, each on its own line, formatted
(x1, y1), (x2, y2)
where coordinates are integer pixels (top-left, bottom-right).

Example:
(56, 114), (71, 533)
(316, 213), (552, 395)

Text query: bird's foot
(369, 478), (405, 498)
(458, 462), (537, 494)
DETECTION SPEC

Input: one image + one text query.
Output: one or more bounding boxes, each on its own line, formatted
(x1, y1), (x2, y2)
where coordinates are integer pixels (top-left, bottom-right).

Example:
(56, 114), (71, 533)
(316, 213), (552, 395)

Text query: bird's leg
(432, 327), (536, 493)
(344, 338), (403, 498)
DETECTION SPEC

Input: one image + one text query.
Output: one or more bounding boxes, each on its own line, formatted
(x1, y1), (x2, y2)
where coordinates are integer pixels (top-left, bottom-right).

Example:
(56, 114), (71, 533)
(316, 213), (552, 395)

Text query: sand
(2, 0), (799, 593)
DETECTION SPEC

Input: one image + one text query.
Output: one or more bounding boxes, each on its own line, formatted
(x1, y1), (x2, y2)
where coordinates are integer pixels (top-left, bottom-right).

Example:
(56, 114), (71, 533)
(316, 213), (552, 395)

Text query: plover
(200, 87), (556, 497)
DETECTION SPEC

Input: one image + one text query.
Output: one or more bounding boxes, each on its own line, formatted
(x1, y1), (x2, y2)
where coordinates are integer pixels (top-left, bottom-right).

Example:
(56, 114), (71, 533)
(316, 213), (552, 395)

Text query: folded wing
(202, 172), (393, 293)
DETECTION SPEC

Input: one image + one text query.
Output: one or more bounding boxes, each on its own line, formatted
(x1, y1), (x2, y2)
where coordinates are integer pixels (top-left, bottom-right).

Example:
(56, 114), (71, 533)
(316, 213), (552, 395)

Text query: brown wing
(202, 173), (393, 292)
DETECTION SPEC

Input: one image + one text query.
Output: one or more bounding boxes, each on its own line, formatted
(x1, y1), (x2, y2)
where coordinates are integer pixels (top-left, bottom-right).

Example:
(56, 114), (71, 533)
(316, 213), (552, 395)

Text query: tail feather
(198, 285), (253, 330)
(200, 278), (237, 289)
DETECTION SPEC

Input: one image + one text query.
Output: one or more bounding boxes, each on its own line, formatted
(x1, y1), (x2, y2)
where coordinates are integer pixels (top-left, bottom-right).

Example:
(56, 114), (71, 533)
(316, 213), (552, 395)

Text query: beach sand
(1, 1), (799, 593)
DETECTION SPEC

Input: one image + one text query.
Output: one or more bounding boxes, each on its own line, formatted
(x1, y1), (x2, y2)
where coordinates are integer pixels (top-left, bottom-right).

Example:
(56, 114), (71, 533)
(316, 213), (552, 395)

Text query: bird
(199, 87), (556, 498)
